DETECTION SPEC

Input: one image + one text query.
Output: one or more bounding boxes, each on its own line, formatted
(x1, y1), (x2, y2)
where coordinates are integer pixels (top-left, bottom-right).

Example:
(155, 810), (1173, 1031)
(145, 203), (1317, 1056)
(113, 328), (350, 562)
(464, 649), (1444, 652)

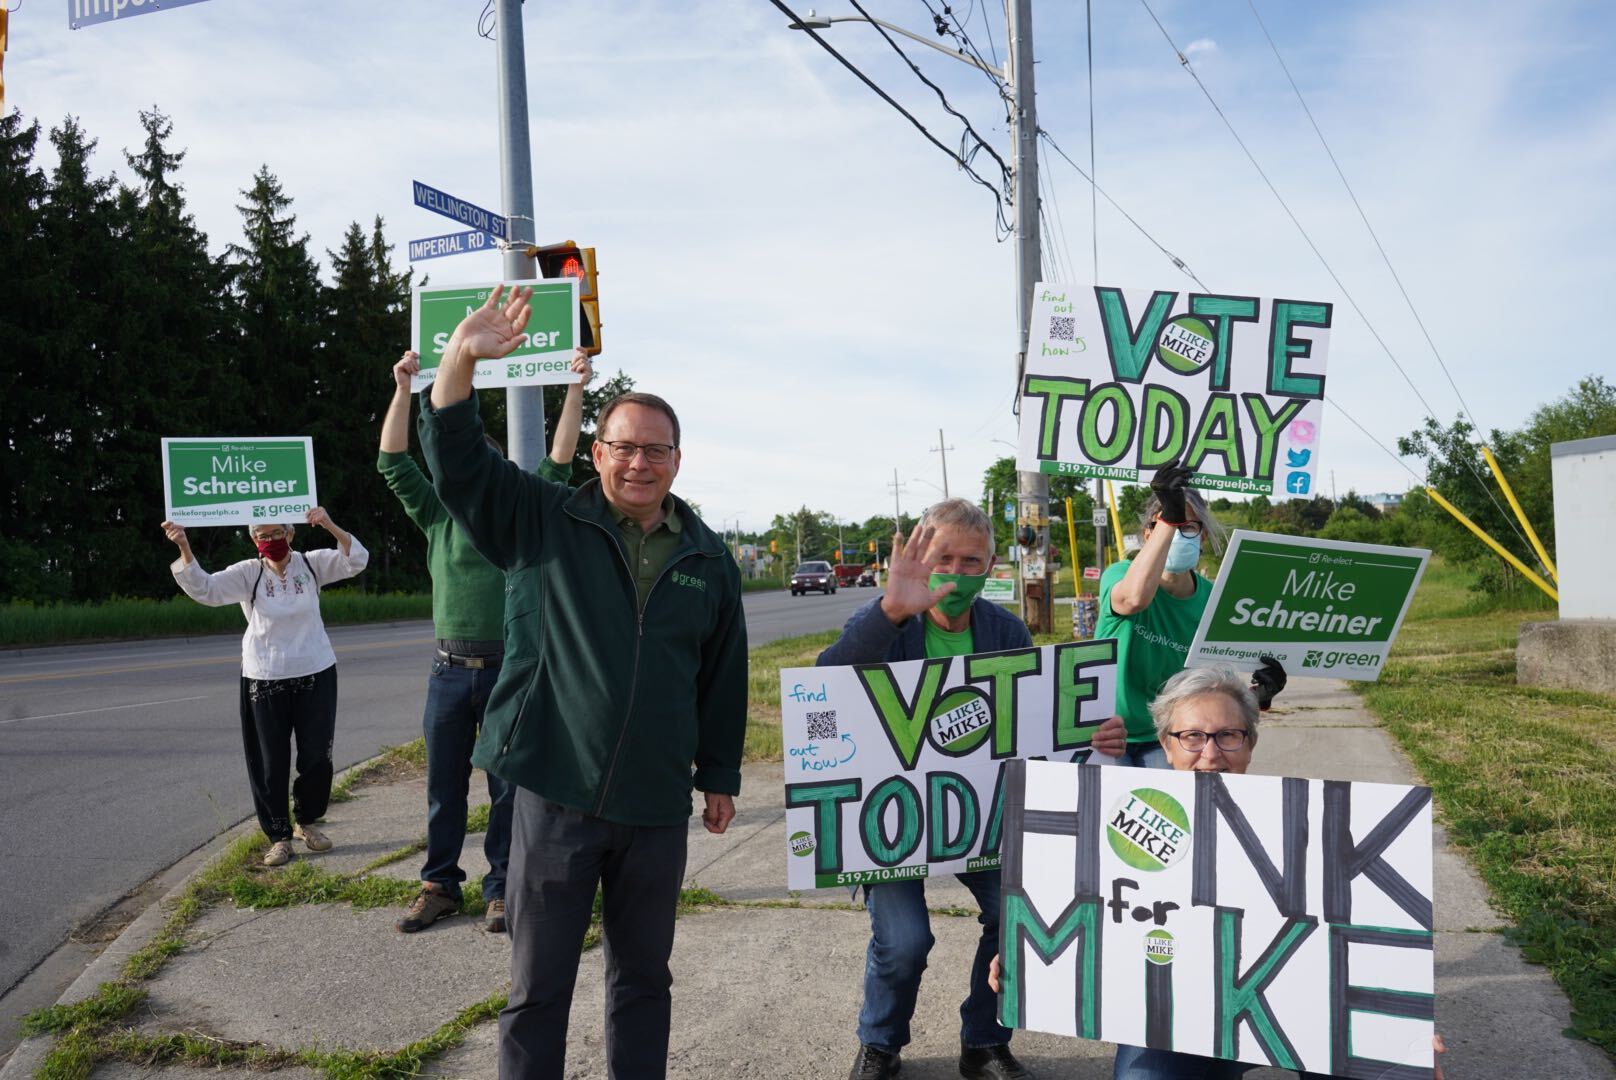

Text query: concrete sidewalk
(4, 679), (1611, 1079)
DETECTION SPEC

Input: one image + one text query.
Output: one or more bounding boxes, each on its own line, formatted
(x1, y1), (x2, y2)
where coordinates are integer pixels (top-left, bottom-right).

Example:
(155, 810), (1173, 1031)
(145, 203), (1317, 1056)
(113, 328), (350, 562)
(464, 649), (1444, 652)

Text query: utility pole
(795, 514), (803, 567)
(931, 429), (955, 499)
(496, 0), (544, 469)
(1093, 479), (1107, 580)
(1008, 0), (1048, 632)
(888, 469), (907, 535)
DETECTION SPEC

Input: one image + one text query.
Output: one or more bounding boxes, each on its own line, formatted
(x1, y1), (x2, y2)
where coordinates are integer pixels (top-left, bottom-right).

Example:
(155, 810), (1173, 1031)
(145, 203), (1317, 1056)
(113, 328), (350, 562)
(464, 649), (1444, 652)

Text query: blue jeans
(421, 656), (514, 903)
(1117, 741), (1169, 769)
(1114, 1044), (1330, 1079)
(858, 870), (1010, 1053)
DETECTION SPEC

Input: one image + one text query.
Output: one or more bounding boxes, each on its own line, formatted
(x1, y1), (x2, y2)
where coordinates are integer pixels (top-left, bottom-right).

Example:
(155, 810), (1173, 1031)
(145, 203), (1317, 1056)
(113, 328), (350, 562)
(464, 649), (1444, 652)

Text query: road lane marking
(0, 636), (436, 686)
(0, 695), (211, 726)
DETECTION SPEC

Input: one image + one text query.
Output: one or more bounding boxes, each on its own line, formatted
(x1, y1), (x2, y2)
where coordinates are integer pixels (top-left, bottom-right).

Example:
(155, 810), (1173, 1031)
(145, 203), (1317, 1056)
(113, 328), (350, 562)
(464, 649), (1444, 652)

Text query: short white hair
(1148, 666), (1259, 745)
(920, 498), (993, 546)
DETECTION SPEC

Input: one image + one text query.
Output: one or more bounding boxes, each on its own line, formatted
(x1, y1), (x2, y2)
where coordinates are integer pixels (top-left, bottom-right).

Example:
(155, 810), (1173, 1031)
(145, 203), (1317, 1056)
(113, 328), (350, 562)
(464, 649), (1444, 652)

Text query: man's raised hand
(878, 523), (955, 625)
(451, 284), (533, 362)
(392, 351), (420, 391)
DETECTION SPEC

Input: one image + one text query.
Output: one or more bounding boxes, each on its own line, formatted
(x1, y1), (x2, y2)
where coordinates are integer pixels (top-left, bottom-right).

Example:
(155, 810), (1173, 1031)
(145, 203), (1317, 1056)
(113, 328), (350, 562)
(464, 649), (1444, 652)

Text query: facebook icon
(1286, 472), (1312, 495)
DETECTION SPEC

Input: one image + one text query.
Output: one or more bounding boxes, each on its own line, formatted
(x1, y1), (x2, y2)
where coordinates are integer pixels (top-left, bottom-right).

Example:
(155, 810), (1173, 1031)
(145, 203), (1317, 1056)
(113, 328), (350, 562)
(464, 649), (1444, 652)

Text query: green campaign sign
(1015, 283), (1331, 497)
(162, 438), (317, 526)
(982, 564), (1018, 604)
(1186, 531), (1429, 681)
(410, 278), (580, 392)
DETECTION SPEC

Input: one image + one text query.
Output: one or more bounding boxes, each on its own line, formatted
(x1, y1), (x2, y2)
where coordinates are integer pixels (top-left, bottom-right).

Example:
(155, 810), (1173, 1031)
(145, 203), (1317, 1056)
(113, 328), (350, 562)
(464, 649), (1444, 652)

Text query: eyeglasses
(600, 440), (676, 464)
(1150, 518), (1203, 539)
(1166, 728), (1250, 753)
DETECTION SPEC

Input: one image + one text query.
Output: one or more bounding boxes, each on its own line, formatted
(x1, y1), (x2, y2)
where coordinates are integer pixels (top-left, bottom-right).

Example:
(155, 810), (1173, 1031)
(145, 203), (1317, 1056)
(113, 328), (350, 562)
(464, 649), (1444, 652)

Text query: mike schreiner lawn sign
(161, 437), (316, 527)
(410, 279), (580, 392)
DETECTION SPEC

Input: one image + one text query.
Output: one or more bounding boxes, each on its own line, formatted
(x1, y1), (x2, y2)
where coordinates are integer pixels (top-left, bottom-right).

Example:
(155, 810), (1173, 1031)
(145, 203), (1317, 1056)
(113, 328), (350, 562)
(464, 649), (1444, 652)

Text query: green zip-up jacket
(377, 450), (571, 642)
(417, 392), (747, 826)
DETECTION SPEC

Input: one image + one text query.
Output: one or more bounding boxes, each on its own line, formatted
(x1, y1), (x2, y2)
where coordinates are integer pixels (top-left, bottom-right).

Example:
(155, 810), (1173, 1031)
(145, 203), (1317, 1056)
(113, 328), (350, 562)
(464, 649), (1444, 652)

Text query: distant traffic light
(527, 240), (601, 356)
(867, 541), (876, 552)
(770, 539), (778, 553)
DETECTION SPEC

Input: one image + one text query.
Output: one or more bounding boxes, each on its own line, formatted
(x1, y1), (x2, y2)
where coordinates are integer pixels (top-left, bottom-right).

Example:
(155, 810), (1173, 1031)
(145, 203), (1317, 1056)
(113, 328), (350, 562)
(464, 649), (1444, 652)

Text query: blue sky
(11, 0), (1615, 530)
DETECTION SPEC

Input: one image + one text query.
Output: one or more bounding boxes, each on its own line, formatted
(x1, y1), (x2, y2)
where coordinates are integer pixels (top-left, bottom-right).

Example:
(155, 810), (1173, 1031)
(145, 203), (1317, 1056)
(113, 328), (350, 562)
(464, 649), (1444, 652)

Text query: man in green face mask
(818, 499), (1037, 1080)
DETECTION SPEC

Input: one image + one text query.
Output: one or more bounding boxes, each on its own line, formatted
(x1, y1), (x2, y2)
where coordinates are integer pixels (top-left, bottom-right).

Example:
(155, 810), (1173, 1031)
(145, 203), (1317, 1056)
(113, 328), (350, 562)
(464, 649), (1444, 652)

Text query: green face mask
(930, 571), (988, 617)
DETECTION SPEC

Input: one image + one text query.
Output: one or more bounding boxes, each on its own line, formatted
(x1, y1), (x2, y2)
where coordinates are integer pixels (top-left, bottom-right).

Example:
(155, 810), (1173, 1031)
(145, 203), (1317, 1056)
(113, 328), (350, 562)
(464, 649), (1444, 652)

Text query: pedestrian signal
(528, 241), (601, 356)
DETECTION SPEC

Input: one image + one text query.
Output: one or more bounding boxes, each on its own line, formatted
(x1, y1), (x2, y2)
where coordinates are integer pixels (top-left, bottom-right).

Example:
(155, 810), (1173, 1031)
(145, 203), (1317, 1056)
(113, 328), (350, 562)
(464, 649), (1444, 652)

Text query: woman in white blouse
(161, 507), (369, 867)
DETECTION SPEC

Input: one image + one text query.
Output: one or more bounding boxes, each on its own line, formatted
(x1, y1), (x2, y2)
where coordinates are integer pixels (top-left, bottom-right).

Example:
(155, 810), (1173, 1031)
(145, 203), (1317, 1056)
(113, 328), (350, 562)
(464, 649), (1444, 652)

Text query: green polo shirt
(923, 618), (975, 659)
(615, 495), (683, 611)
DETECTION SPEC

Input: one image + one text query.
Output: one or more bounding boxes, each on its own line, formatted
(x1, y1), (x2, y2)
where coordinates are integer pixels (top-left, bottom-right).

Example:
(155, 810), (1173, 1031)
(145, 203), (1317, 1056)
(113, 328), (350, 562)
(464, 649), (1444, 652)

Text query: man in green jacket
(378, 348), (590, 935)
(417, 285), (747, 1080)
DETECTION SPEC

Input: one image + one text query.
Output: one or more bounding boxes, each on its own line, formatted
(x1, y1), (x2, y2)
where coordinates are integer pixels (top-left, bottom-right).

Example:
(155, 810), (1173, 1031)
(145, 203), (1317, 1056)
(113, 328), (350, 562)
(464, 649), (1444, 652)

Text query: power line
(1136, 0), (1539, 565)
(768, 0), (1013, 236)
(1039, 130), (1206, 288)
(846, 0), (1013, 182)
(1245, 0), (1486, 440)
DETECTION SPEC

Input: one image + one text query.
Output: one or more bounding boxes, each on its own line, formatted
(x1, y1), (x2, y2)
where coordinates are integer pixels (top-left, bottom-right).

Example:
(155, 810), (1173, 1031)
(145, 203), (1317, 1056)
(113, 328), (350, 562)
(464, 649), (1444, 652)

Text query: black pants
(237, 665), (338, 842)
(500, 788), (689, 1080)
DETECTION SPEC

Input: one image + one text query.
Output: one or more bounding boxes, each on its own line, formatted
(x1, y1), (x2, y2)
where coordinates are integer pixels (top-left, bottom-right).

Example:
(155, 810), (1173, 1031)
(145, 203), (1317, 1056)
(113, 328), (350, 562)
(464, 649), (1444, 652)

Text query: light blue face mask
(1164, 532), (1202, 573)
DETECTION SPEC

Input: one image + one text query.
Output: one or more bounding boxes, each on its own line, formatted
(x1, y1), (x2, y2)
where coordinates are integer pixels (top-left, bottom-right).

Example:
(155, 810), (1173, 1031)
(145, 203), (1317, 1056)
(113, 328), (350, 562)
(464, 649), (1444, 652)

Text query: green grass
(1356, 558), (1615, 1056)
(0, 591), (433, 647)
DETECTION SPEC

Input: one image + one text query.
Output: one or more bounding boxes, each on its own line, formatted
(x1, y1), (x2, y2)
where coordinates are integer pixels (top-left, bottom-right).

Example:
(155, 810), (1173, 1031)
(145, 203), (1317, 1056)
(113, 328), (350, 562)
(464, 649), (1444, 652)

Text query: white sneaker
(263, 840), (295, 867)
(293, 823), (332, 852)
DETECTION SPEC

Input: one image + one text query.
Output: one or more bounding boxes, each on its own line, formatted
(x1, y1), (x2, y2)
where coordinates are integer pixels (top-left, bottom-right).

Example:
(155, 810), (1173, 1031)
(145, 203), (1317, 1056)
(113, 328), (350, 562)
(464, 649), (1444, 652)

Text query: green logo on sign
(1107, 788), (1191, 871)
(789, 830), (816, 858)
(1144, 928), (1175, 965)
(1157, 316), (1215, 375)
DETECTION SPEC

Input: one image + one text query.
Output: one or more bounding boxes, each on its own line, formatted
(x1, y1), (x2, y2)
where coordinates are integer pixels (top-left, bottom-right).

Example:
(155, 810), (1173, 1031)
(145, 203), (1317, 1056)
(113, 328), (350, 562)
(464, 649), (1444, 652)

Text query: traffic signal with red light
(528, 240), (600, 356)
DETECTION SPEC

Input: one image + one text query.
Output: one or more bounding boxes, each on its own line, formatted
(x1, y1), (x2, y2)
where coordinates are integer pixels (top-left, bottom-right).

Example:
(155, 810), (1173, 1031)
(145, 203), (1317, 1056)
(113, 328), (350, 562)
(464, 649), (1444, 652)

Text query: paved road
(0, 585), (871, 1006)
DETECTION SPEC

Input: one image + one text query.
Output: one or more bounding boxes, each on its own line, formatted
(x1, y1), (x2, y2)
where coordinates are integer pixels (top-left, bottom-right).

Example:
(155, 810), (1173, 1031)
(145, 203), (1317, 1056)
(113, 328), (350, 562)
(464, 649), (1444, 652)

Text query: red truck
(834, 563), (878, 588)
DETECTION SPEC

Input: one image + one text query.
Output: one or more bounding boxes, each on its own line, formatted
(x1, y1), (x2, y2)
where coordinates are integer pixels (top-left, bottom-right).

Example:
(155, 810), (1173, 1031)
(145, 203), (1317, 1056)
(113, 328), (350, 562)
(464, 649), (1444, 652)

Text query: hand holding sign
(160, 520), (193, 564)
(1150, 457), (1194, 524)
(393, 351), (421, 390)
(878, 523), (957, 625)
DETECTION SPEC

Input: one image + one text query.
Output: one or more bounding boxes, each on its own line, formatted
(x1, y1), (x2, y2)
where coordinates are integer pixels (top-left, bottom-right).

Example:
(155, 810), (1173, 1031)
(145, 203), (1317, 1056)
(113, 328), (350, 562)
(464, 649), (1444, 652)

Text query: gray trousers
(499, 788), (689, 1080)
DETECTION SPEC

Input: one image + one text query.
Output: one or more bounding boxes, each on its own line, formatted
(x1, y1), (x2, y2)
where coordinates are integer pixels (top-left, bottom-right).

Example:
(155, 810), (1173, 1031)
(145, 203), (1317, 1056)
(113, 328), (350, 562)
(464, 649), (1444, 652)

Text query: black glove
(1250, 656), (1288, 711)
(1150, 457), (1194, 524)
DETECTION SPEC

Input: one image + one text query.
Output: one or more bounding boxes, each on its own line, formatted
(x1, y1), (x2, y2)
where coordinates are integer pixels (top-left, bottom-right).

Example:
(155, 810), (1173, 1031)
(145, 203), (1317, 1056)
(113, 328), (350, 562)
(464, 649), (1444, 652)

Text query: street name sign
(408, 229), (495, 263)
(410, 279), (580, 392)
(1000, 758), (1436, 1077)
(1186, 531), (1429, 681)
(69, 0), (214, 29)
(162, 437), (316, 526)
(411, 180), (508, 241)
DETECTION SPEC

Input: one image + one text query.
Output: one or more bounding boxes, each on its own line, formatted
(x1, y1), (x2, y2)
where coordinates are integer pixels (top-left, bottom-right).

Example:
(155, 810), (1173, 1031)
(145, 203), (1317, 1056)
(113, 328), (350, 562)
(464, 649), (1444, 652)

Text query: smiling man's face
(591, 403), (681, 520)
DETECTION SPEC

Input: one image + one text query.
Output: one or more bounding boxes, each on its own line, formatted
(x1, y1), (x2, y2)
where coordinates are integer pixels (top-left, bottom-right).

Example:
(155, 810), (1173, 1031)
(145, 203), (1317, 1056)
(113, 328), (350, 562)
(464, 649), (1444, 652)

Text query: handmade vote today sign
(780, 641), (1119, 890)
(1000, 759), (1437, 1078)
(1016, 283), (1331, 498)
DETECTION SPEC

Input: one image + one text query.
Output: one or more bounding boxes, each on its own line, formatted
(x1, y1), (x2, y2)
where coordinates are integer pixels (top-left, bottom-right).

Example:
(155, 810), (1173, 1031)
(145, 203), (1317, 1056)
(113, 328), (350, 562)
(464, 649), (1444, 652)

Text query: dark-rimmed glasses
(1152, 518), (1203, 539)
(1166, 728), (1250, 753)
(600, 440), (676, 464)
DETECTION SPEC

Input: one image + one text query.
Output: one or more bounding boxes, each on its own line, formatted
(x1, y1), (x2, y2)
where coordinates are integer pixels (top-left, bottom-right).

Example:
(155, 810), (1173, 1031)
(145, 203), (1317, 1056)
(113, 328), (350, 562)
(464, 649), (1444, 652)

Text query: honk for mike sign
(1186, 532), (1430, 681)
(161, 438), (317, 526)
(780, 641), (1119, 890)
(1016, 284), (1331, 497)
(1000, 759), (1437, 1077)
(410, 279), (580, 392)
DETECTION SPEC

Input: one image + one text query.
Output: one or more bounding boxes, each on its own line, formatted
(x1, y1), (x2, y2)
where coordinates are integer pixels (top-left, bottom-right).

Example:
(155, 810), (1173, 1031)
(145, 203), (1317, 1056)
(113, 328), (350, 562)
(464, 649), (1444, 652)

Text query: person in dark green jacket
(378, 347), (590, 936)
(417, 285), (747, 1080)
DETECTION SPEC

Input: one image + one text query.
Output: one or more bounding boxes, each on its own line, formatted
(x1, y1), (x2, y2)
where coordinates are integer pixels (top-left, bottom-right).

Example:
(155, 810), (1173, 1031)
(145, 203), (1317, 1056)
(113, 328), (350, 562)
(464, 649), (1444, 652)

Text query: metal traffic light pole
(1008, 0), (1051, 634)
(495, 0), (545, 469)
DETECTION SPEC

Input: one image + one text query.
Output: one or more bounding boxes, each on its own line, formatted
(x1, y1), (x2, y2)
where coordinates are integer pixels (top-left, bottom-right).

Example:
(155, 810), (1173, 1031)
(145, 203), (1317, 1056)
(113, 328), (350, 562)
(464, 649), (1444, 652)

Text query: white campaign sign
(780, 642), (1119, 890)
(1016, 283), (1331, 497)
(999, 759), (1436, 1078)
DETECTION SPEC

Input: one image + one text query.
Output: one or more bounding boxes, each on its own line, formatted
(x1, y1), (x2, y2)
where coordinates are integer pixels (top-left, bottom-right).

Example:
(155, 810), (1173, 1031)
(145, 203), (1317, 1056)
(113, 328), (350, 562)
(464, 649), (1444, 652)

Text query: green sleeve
(692, 562), (749, 795)
(536, 455), (574, 485)
(376, 451), (446, 530)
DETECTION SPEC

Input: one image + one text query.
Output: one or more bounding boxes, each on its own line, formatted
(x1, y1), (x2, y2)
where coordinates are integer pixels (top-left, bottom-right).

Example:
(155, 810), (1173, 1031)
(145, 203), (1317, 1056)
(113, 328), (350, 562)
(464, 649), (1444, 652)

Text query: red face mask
(255, 538), (290, 562)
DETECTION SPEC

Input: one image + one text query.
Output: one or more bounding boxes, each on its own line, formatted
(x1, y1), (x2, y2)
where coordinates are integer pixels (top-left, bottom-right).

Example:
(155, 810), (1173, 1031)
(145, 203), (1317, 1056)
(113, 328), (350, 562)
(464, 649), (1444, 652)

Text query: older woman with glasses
(1090, 460), (1284, 767)
(995, 667), (1444, 1079)
(161, 507), (368, 867)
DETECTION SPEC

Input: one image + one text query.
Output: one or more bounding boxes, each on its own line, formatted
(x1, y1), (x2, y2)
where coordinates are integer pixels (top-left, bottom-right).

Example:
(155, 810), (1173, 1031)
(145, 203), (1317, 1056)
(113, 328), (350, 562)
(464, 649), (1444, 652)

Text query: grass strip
(1356, 558), (1616, 1056)
(0, 592), (433, 647)
(329, 738), (427, 803)
(745, 629), (839, 762)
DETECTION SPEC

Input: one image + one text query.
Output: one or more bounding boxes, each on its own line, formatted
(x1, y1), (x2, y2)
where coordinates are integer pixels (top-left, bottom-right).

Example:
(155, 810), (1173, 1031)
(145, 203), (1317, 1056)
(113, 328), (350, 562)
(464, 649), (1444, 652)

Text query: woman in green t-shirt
(1090, 461), (1287, 767)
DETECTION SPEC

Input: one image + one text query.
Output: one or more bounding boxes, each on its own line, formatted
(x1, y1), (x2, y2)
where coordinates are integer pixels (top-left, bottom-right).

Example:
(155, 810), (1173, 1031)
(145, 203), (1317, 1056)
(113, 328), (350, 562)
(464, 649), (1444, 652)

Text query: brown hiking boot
(397, 883), (459, 933)
(485, 898), (507, 934)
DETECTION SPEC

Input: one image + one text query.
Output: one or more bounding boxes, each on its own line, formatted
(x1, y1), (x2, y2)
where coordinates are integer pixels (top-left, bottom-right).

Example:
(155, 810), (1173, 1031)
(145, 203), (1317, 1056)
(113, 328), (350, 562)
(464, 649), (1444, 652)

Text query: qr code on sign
(805, 710), (838, 741)
(1049, 316), (1076, 341)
